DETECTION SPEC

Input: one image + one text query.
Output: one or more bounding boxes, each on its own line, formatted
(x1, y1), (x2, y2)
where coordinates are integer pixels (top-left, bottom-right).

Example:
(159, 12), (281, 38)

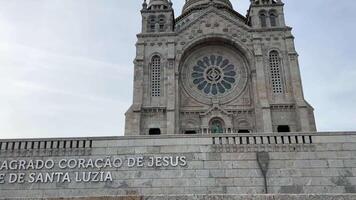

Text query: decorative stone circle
(191, 55), (237, 95)
(181, 45), (249, 105)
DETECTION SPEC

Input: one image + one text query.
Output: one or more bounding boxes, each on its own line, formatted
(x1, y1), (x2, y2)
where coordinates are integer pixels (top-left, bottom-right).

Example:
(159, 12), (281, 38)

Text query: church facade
(125, 0), (316, 136)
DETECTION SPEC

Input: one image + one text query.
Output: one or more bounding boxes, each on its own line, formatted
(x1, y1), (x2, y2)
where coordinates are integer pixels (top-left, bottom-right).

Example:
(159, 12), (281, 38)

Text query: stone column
(126, 42), (145, 136)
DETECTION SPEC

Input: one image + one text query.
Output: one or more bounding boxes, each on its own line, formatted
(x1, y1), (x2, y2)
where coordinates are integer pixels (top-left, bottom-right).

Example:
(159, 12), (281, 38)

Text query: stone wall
(11, 194), (356, 200)
(0, 132), (356, 199)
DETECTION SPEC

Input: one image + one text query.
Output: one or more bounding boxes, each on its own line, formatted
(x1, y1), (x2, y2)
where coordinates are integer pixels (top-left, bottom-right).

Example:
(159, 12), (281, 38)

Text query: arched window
(259, 11), (267, 28)
(269, 10), (278, 27)
(269, 50), (284, 94)
(158, 15), (166, 32)
(151, 55), (161, 97)
(148, 15), (156, 32)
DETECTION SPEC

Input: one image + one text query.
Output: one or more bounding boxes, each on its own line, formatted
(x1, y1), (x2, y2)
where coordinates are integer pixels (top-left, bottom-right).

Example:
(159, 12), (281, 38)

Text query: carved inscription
(0, 155), (187, 184)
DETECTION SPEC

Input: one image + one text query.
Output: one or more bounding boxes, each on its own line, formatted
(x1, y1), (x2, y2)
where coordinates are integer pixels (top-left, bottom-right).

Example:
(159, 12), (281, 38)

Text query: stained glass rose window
(191, 55), (236, 95)
(180, 45), (248, 105)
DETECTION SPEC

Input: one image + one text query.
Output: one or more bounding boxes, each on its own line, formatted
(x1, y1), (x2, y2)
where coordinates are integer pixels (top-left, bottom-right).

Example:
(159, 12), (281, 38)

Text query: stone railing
(0, 139), (92, 151)
(200, 128), (239, 134)
(0, 132), (355, 150)
(211, 133), (314, 145)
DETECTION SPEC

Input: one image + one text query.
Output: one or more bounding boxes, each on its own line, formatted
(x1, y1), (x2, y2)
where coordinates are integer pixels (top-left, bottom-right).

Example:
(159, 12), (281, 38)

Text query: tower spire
(142, 0), (147, 10)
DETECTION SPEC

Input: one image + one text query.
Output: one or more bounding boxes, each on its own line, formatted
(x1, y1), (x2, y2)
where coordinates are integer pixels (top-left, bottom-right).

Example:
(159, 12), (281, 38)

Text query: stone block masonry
(18, 194), (356, 200)
(0, 132), (356, 199)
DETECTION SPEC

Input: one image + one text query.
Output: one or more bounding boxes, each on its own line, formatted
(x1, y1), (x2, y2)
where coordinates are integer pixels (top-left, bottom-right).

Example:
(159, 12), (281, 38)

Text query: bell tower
(246, 0), (317, 132)
(125, 0), (176, 136)
(247, 0), (286, 28)
(141, 0), (174, 33)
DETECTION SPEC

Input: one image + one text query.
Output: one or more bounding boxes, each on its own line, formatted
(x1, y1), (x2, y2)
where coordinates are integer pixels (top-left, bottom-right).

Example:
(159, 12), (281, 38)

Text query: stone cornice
(137, 32), (177, 38)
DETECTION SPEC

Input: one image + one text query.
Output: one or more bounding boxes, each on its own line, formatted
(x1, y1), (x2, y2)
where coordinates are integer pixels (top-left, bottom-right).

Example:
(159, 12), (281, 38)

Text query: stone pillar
(166, 41), (176, 135)
(287, 53), (304, 102)
(278, 6), (286, 27)
(133, 42), (145, 109)
(298, 106), (312, 132)
(286, 36), (312, 132)
(125, 59), (144, 136)
(125, 42), (145, 136)
(253, 38), (273, 132)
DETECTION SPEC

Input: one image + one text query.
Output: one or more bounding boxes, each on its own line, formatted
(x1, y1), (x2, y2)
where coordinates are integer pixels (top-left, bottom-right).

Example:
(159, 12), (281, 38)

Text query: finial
(142, 0), (147, 10)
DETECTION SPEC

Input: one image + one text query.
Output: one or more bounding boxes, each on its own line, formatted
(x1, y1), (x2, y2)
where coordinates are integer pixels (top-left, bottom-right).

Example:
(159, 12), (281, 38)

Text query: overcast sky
(0, 0), (355, 139)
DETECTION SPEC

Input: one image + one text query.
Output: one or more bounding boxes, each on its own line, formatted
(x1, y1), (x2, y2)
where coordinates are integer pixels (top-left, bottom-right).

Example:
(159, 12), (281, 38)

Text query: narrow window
(269, 50), (284, 94)
(151, 55), (161, 97)
(269, 11), (278, 27)
(158, 15), (166, 32)
(259, 11), (267, 28)
(277, 125), (290, 133)
(149, 128), (161, 135)
(148, 15), (156, 32)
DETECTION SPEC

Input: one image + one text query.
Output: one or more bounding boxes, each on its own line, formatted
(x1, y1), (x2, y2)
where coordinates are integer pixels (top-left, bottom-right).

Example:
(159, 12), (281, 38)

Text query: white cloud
(0, 42), (132, 138)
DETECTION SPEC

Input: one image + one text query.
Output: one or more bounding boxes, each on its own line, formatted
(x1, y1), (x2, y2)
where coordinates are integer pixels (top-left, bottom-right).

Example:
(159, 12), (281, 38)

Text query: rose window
(180, 45), (248, 105)
(191, 55), (237, 95)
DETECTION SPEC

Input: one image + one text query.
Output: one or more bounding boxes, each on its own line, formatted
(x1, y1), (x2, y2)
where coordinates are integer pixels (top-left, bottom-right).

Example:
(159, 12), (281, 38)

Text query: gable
(175, 6), (250, 35)
(201, 105), (231, 117)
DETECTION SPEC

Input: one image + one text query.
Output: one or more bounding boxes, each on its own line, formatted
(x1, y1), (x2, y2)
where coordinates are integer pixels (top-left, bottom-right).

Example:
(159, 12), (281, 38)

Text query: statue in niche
(211, 119), (224, 134)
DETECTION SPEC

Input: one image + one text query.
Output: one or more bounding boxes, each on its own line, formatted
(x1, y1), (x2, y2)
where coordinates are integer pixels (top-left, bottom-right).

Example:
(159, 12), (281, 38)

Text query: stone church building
(125, 0), (317, 136)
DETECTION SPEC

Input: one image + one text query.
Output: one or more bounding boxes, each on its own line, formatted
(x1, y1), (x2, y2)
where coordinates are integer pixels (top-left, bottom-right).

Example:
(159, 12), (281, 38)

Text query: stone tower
(125, 0), (316, 136)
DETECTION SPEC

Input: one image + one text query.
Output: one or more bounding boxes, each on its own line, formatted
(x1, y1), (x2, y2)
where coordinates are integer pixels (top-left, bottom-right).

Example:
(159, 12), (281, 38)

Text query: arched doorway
(210, 118), (224, 134)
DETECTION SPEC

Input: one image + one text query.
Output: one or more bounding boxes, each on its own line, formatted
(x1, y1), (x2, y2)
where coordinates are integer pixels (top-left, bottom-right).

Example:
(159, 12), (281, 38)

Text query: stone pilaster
(253, 38), (273, 132)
